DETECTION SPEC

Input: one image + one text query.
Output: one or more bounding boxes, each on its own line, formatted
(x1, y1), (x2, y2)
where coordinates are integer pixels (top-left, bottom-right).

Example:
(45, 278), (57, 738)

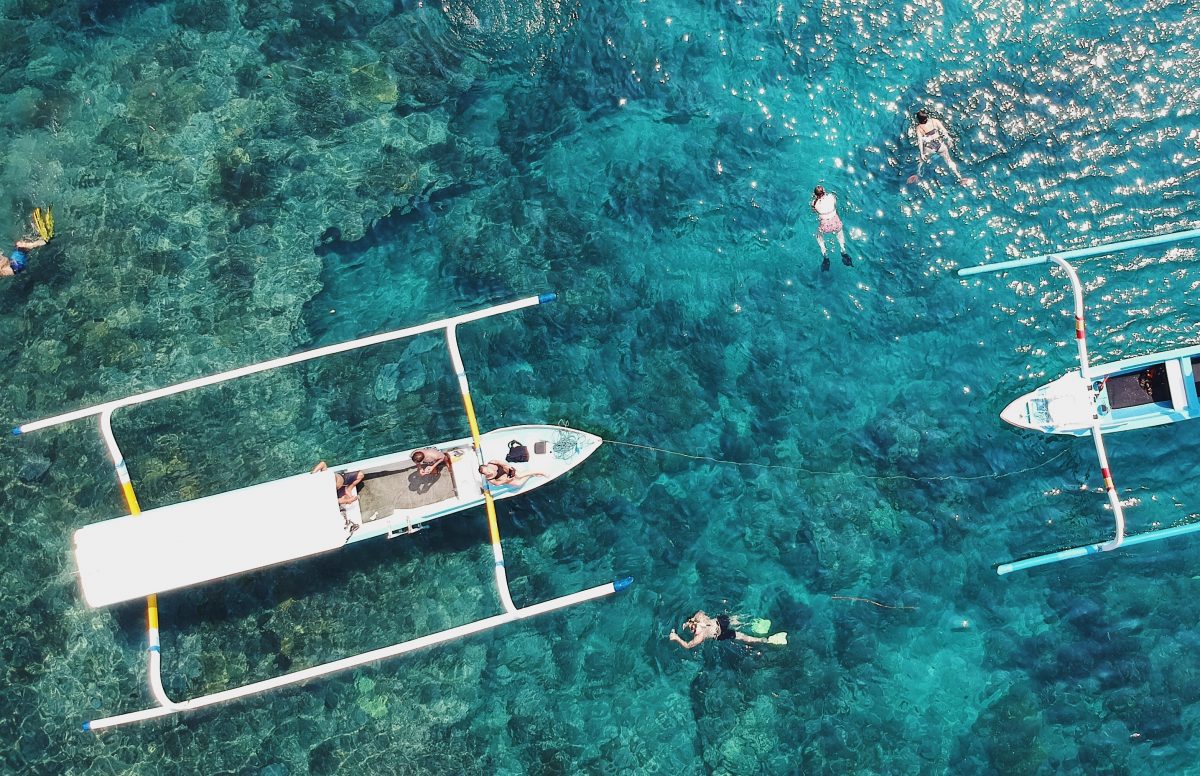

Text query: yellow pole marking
(459, 388), (503, 547)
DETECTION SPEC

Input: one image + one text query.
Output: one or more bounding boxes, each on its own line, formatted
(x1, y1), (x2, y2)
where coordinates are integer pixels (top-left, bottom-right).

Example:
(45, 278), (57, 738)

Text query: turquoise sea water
(2, 0), (1200, 772)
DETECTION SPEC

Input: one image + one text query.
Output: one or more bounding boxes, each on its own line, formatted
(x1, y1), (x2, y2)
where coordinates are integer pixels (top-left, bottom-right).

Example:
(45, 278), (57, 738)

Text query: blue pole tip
(11, 427), (21, 436)
(81, 721), (91, 732)
(538, 292), (557, 304)
(613, 576), (633, 592)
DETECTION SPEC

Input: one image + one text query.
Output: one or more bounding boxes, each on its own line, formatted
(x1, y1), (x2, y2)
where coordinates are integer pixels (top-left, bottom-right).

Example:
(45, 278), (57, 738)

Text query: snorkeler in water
(1, 207), (55, 277)
(811, 186), (852, 271)
(914, 110), (963, 181)
(0, 237), (46, 277)
(669, 611), (787, 649)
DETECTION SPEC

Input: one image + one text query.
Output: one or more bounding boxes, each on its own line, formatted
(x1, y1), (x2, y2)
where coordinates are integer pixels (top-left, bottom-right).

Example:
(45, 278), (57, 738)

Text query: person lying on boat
(410, 447), (450, 477)
(478, 460), (545, 488)
(311, 461), (364, 505)
(668, 611), (786, 649)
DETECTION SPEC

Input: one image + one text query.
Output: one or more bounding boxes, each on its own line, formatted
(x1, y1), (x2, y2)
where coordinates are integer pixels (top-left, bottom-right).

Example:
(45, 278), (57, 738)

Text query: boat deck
(1106, 366), (1170, 410)
(356, 450), (466, 523)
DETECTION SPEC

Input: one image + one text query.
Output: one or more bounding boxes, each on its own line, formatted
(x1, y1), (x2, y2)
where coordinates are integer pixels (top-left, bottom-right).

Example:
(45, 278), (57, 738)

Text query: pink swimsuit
(814, 195), (842, 234)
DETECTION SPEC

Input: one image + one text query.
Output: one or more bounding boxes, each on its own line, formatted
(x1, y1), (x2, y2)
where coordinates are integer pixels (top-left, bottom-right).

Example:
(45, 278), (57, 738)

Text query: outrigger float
(959, 227), (1200, 575)
(14, 293), (631, 731)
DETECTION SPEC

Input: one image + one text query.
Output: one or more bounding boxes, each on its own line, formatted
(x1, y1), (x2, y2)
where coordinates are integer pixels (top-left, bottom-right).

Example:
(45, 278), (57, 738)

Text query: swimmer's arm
(15, 238), (46, 250)
(669, 629), (703, 649)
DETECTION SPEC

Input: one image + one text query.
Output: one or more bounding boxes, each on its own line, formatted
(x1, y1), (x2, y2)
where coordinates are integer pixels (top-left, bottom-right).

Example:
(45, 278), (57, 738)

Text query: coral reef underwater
(0, 0), (1198, 773)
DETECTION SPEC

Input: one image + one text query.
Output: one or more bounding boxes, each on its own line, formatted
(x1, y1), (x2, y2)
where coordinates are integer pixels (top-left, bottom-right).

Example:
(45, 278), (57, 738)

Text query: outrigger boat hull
(1000, 342), (1200, 436)
(74, 424), (601, 608)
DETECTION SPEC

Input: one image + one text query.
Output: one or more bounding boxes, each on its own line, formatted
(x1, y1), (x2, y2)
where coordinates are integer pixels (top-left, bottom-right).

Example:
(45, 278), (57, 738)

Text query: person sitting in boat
(410, 447), (450, 477)
(668, 611), (785, 649)
(311, 461), (364, 505)
(479, 460), (544, 488)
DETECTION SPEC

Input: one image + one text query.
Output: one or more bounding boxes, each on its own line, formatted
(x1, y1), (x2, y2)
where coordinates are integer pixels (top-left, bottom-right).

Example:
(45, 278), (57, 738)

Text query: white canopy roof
(74, 470), (347, 608)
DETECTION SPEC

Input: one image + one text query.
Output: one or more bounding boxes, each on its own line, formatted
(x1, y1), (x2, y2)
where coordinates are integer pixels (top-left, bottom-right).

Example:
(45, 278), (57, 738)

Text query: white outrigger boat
(1000, 343), (1200, 437)
(960, 228), (1200, 575)
(14, 293), (631, 730)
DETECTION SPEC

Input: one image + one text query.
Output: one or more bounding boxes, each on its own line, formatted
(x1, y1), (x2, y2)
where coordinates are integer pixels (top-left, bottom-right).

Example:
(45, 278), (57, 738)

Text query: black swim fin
(821, 256), (830, 272)
(841, 252), (853, 266)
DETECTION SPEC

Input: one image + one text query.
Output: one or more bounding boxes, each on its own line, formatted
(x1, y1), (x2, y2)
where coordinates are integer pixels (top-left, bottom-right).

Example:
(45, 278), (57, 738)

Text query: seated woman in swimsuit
(668, 611), (769, 649)
(478, 460), (545, 488)
(914, 109), (962, 179)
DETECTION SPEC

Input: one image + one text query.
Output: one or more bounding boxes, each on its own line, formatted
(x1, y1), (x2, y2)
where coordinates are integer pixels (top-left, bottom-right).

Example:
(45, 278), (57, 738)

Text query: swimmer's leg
(733, 631), (767, 644)
(943, 152), (962, 179)
(837, 230), (852, 266)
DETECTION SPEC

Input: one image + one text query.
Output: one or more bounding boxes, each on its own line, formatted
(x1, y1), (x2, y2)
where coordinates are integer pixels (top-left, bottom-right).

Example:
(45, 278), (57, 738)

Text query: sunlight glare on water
(0, 0), (1198, 772)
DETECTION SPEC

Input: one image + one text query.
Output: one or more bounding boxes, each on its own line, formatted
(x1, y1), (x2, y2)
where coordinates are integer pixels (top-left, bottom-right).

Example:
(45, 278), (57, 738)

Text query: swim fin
(748, 618), (771, 636)
(767, 632), (787, 646)
(32, 206), (54, 241)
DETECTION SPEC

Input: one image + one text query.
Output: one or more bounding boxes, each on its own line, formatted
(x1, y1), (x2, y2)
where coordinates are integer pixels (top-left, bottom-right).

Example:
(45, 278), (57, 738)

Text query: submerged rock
(373, 362), (401, 402)
(17, 456), (50, 482)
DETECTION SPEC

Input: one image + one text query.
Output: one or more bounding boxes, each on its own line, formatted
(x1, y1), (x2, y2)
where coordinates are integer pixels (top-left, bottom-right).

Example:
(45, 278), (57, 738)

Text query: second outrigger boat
(14, 293), (631, 730)
(960, 227), (1200, 575)
(1000, 343), (1200, 437)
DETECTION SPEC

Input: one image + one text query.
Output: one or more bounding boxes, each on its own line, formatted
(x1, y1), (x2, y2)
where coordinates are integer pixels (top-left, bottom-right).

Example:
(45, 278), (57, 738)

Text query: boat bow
(1000, 372), (1094, 435)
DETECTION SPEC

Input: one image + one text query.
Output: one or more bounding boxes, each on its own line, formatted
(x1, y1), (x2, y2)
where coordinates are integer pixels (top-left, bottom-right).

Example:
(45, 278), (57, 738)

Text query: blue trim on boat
(998, 520), (1200, 574)
(1088, 341), (1200, 379)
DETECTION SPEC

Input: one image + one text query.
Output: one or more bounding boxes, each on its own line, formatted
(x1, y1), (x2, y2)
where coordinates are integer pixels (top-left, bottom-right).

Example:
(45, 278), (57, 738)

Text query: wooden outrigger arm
(959, 228), (1200, 574)
(16, 294), (633, 730)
